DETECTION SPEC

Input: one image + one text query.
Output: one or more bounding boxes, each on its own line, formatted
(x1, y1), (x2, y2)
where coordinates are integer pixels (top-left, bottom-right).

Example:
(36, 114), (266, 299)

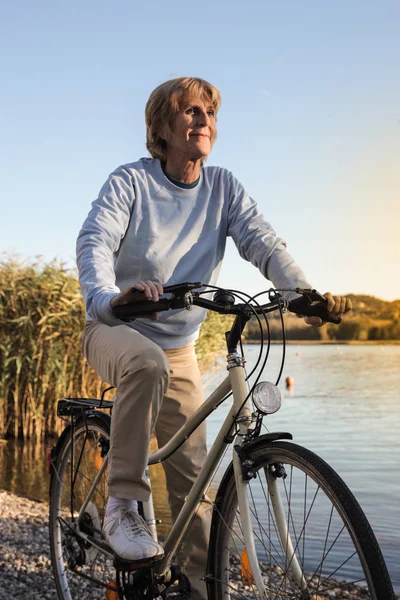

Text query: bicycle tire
(49, 413), (114, 600)
(207, 438), (395, 600)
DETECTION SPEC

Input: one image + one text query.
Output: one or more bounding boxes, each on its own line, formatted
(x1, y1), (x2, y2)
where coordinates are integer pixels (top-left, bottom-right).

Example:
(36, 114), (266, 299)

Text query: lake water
(204, 343), (400, 592)
(1, 344), (399, 591)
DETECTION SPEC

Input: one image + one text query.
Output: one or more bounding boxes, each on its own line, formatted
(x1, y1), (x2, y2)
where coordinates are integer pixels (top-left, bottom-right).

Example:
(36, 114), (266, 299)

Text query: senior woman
(76, 76), (352, 599)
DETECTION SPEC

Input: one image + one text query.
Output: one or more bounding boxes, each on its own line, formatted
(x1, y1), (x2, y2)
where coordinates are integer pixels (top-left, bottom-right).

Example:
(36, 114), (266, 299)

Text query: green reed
(0, 258), (232, 440)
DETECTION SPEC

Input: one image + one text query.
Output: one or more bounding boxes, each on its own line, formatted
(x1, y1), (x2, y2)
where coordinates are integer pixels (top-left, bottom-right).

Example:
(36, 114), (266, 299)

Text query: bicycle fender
(212, 432), (293, 506)
(248, 431), (292, 445)
(233, 433), (293, 481)
(49, 410), (111, 476)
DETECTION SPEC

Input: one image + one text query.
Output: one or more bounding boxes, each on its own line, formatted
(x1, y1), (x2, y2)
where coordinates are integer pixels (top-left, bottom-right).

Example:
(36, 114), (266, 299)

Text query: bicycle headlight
(252, 381), (282, 415)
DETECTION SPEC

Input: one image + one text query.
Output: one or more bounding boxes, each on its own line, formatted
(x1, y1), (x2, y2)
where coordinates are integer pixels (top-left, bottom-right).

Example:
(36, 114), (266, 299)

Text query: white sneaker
(102, 507), (164, 562)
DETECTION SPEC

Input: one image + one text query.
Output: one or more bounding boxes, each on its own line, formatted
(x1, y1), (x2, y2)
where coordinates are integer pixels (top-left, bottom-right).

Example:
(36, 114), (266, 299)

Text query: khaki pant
(82, 322), (212, 600)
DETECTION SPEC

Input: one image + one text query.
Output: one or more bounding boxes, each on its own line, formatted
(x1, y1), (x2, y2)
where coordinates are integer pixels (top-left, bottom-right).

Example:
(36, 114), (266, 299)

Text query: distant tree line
(244, 294), (400, 342)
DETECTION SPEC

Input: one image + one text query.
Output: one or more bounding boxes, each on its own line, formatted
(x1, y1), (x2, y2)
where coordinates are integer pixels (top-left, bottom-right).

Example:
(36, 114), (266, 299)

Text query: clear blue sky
(1, 0), (399, 299)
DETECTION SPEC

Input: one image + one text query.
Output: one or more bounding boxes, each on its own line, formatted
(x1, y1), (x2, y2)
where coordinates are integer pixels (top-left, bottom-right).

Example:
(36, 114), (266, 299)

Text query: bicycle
(49, 283), (396, 600)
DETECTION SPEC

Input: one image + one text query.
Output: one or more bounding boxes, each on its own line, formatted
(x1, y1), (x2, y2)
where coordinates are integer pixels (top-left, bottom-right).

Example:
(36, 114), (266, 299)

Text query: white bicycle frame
(76, 351), (305, 599)
(147, 350), (306, 596)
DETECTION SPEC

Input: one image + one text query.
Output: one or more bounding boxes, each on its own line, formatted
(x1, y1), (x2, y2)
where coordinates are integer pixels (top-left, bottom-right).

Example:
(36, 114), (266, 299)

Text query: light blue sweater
(76, 158), (311, 349)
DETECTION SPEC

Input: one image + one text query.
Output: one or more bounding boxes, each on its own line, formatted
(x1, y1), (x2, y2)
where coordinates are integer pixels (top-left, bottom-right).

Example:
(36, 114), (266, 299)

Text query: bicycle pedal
(113, 553), (163, 571)
(165, 585), (190, 600)
(164, 573), (191, 600)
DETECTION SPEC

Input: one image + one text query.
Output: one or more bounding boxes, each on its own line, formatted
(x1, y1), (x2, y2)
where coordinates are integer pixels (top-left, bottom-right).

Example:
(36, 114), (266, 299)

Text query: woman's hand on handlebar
(304, 292), (353, 327)
(110, 280), (163, 321)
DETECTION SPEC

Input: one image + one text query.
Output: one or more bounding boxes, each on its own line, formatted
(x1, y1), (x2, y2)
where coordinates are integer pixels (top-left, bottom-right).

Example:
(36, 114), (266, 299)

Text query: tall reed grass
(0, 258), (232, 440)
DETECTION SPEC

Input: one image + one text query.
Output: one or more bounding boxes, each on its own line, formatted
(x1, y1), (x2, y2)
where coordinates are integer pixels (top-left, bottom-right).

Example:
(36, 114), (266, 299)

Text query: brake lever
(295, 288), (326, 304)
(163, 282), (203, 294)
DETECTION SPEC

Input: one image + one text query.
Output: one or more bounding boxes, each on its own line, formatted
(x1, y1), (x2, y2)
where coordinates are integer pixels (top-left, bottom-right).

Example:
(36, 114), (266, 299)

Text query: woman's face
(165, 96), (217, 161)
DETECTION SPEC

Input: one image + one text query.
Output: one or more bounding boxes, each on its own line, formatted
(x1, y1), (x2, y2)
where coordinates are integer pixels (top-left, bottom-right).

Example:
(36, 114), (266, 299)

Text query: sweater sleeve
(227, 174), (312, 300)
(76, 167), (135, 325)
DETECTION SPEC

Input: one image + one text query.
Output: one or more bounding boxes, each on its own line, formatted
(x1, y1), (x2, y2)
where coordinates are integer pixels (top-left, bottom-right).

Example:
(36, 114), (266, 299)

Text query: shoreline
(1, 489), (398, 599)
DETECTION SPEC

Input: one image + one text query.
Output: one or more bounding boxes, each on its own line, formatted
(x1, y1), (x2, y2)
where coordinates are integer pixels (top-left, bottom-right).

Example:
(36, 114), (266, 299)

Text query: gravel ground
(0, 490), (398, 600)
(0, 491), (57, 599)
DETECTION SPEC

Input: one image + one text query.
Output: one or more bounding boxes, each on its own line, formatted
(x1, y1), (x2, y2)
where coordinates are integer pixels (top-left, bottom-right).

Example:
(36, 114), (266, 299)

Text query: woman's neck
(163, 156), (202, 183)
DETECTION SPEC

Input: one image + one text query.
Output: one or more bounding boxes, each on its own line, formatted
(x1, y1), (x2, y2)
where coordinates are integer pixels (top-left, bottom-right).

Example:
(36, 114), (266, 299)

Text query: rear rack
(57, 397), (114, 417)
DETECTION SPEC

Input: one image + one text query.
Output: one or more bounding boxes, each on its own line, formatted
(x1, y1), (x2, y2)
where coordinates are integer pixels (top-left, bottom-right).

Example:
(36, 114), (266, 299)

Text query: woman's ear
(159, 121), (173, 142)
(158, 124), (168, 142)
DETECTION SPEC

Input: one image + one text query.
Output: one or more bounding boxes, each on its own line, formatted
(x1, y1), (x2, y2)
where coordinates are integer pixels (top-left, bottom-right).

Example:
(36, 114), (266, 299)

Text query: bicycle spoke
(255, 474), (289, 567)
(302, 472), (308, 572)
(247, 502), (290, 572)
(306, 521), (349, 588)
(234, 489), (304, 597)
(315, 501), (334, 590)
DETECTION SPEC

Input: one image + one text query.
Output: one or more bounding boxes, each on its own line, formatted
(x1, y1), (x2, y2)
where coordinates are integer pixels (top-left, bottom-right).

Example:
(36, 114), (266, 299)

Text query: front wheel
(207, 439), (395, 600)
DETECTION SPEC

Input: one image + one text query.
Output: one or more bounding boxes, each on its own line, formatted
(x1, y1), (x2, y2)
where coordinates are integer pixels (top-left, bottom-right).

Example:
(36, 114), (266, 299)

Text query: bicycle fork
(229, 355), (306, 599)
(229, 358), (268, 599)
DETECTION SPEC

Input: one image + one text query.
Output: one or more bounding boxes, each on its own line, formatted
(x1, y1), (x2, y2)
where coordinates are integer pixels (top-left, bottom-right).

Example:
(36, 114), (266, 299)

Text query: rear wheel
(207, 439), (395, 600)
(49, 414), (116, 599)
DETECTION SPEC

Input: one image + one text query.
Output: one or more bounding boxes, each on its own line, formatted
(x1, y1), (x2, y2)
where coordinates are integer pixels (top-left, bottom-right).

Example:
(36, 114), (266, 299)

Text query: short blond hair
(145, 77), (221, 162)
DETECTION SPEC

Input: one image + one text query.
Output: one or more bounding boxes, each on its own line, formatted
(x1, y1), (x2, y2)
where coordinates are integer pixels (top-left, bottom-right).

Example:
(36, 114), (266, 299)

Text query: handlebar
(112, 283), (342, 325)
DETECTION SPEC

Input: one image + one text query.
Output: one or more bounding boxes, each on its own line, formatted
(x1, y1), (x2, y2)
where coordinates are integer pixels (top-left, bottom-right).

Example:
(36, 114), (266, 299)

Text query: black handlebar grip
(288, 297), (342, 325)
(112, 298), (172, 321)
(306, 303), (342, 325)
